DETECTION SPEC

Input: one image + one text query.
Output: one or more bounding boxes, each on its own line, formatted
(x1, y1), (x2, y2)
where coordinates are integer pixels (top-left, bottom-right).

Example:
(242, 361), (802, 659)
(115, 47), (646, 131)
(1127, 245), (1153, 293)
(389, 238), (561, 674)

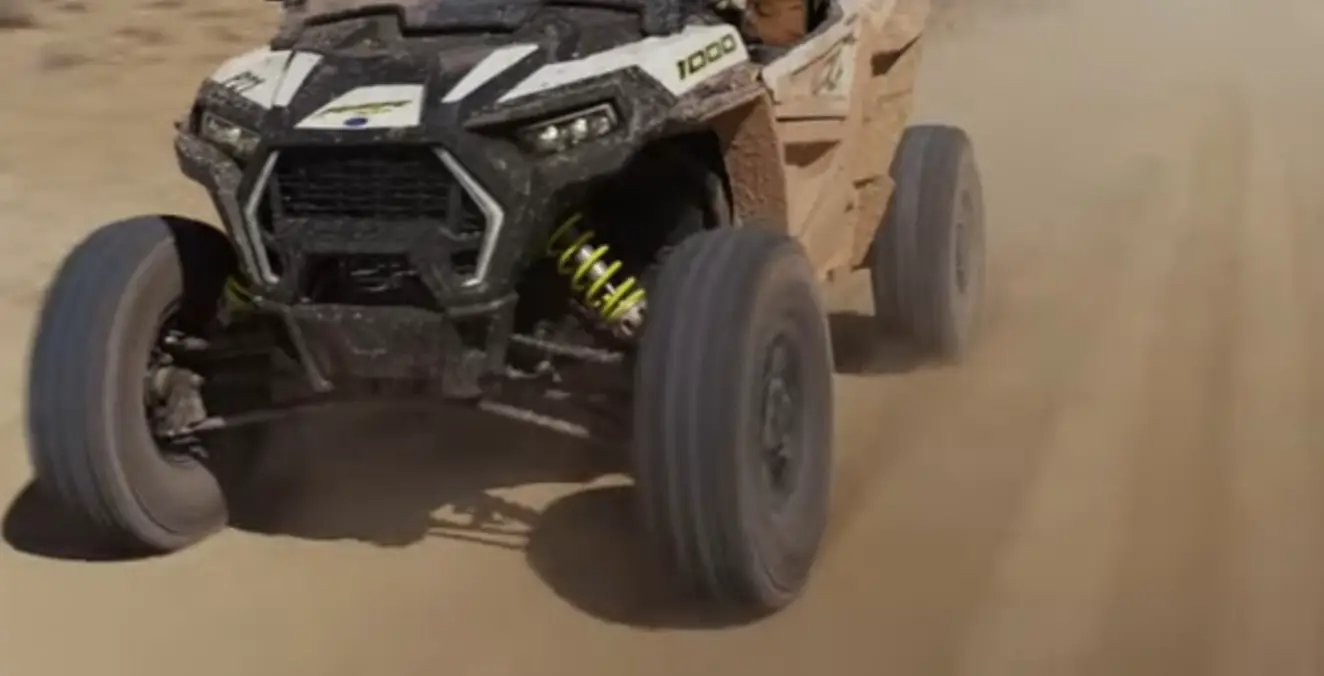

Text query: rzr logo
(316, 100), (411, 117)
(220, 71), (264, 95)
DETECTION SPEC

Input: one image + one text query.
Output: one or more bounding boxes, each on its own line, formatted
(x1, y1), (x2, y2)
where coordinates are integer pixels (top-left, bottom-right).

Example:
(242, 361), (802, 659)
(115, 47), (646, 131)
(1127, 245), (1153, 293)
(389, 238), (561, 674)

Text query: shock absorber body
(545, 213), (646, 338)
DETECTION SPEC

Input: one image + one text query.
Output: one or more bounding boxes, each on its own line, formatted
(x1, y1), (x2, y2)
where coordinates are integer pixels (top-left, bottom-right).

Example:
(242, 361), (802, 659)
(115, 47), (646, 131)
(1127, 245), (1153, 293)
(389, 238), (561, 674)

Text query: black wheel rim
(759, 330), (804, 508)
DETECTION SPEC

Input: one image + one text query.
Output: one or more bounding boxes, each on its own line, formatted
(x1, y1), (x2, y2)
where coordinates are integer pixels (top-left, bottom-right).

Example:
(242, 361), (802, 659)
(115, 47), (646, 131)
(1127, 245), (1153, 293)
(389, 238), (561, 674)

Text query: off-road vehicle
(25, 0), (983, 612)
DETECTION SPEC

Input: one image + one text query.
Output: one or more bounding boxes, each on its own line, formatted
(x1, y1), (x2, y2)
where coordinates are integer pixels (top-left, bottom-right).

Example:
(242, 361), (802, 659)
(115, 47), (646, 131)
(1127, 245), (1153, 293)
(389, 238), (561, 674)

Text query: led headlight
(517, 104), (619, 155)
(198, 111), (260, 160)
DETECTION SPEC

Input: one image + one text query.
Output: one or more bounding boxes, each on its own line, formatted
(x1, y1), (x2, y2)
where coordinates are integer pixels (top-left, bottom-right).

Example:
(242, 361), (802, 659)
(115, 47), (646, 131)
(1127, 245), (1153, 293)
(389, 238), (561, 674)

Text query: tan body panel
(711, 0), (929, 280)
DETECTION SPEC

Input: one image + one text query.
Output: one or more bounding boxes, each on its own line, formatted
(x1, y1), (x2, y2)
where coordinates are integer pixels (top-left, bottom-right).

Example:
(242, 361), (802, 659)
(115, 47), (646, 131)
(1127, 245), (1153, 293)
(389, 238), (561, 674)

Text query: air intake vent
(270, 145), (485, 239)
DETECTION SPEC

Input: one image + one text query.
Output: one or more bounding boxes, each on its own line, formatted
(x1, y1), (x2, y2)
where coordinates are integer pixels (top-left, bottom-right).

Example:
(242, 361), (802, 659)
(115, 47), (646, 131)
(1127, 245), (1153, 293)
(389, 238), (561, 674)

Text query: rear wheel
(633, 225), (833, 612)
(871, 124), (986, 359)
(26, 215), (258, 552)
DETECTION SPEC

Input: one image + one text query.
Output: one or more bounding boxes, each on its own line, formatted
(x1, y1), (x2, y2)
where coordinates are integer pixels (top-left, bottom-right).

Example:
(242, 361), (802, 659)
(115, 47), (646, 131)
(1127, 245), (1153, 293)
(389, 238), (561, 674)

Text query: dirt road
(3, 0), (1324, 674)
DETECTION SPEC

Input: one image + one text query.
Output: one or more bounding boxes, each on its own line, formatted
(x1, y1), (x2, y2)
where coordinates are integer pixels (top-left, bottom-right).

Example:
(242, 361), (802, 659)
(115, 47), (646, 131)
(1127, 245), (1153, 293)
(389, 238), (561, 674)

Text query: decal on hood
(295, 84), (426, 129)
(442, 44), (540, 103)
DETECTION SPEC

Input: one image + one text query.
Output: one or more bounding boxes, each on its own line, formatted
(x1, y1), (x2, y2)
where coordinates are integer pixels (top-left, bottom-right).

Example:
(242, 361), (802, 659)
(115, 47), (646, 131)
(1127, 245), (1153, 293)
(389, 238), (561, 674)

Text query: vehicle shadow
(228, 404), (759, 629)
(828, 310), (928, 375)
(1, 402), (615, 560)
(525, 484), (764, 629)
(3, 311), (904, 620)
(2, 401), (758, 629)
(225, 403), (620, 549)
(3, 483), (156, 562)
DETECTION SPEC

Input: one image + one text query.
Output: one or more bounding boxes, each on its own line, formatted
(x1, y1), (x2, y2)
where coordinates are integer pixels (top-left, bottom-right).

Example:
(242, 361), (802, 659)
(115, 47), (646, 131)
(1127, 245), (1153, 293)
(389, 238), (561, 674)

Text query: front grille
(269, 146), (486, 239)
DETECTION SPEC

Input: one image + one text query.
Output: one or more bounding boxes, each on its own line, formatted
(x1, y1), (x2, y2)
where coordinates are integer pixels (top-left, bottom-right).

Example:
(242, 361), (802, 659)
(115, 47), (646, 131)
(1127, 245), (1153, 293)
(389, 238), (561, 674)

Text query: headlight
(516, 104), (619, 155)
(198, 112), (260, 160)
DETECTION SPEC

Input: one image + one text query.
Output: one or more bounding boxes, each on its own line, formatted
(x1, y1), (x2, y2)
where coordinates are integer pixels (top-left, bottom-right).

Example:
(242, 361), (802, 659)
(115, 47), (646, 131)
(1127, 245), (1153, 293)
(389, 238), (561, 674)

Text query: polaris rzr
(24, 0), (983, 612)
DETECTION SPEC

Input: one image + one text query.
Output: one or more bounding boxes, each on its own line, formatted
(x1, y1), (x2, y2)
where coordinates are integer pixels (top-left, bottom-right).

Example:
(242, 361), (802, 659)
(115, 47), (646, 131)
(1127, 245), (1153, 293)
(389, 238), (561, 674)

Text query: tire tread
(634, 225), (830, 609)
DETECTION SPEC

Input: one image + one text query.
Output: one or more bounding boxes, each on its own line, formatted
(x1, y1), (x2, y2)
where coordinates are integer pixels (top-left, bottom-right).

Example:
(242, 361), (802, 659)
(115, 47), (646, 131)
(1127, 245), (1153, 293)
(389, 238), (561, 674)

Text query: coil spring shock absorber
(217, 276), (256, 325)
(545, 213), (646, 337)
(223, 276), (255, 311)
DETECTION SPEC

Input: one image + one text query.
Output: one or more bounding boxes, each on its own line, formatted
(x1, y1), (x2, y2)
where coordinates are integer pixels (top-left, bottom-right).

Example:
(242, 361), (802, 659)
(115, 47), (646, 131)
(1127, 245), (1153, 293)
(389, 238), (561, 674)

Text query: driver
(714, 0), (810, 46)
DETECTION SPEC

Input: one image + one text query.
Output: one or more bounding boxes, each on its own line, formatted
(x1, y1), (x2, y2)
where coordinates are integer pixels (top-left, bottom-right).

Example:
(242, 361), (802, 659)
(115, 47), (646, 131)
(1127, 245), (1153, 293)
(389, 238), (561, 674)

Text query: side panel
(762, 14), (861, 271)
(847, 0), (928, 268)
(756, 0), (929, 277)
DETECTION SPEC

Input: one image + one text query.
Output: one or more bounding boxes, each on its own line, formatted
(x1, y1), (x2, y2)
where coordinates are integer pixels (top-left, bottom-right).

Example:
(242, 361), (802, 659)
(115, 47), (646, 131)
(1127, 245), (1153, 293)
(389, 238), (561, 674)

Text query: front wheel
(26, 215), (255, 552)
(632, 225), (833, 612)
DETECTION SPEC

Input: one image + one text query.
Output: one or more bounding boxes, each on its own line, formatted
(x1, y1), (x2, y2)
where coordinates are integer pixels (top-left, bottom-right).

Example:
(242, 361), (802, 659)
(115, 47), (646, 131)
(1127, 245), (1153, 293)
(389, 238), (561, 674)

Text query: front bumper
(259, 297), (512, 397)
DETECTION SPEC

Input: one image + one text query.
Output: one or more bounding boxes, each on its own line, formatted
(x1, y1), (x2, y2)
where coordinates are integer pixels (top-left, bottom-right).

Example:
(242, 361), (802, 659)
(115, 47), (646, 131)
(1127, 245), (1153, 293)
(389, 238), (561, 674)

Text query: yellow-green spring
(545, 213), (646, 329)
(222, 275), (255, 313)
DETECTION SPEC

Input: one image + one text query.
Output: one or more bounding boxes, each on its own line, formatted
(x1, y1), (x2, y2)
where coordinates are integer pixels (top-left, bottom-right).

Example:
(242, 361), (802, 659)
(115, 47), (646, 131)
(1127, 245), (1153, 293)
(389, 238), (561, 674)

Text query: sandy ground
(4, 0), (1324, 674)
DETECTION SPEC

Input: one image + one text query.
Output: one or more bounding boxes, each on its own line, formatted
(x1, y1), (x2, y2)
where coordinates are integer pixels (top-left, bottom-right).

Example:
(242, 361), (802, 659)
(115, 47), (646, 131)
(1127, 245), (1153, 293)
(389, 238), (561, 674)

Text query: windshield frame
(280, 0), (658, 34)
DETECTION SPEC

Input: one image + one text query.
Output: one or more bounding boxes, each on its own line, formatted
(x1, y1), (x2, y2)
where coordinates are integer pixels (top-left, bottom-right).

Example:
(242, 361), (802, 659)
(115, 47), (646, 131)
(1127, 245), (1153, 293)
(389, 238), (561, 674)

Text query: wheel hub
(954, 218), (969, 292)
(760, 335), (802, 498)
(144, 325), (208, 454)
(954, 189), (978, 296)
